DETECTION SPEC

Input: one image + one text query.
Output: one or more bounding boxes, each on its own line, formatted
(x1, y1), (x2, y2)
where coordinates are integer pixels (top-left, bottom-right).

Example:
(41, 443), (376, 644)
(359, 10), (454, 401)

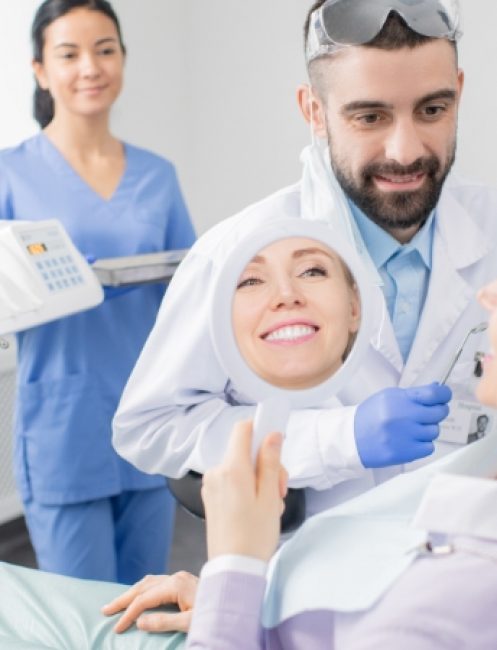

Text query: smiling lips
(78, 84), (108, 94)
(374, 172), (426, 191)
(261, 322), (319, 346)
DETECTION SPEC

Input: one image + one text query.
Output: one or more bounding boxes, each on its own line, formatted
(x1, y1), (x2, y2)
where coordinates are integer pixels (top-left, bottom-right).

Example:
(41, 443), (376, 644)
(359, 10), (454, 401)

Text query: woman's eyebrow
(248, 255), (265, 265)
(292, 247), (334, 261)
(95, 37), (119, 46)
(54, 37), (118, 49)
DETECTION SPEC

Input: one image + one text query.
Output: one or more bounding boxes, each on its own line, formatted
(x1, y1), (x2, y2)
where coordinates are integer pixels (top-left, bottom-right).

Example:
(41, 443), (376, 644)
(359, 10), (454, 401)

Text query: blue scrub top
(0, 133), (196, 505)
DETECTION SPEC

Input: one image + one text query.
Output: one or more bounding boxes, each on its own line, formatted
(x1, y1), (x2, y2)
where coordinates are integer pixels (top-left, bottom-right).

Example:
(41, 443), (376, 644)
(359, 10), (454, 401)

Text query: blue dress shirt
(350, 202), (435, 362)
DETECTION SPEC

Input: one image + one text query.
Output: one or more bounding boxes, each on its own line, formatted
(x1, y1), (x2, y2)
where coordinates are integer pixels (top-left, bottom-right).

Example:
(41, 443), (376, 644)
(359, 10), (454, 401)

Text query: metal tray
(92, 249), (188, 287)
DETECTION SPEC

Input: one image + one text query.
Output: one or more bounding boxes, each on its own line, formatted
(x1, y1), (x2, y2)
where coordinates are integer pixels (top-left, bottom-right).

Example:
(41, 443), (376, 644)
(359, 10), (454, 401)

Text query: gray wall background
(1, 1), (496, 234)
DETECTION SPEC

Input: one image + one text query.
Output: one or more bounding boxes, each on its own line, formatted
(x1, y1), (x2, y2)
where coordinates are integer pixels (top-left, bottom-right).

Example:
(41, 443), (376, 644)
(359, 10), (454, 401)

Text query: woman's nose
(271, 280), (304, 309)
(79, 52), (101, 78)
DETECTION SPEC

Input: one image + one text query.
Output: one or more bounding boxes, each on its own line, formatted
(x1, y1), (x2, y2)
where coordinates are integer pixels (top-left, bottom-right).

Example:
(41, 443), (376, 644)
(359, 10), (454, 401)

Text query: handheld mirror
(210, 218), (376, 460)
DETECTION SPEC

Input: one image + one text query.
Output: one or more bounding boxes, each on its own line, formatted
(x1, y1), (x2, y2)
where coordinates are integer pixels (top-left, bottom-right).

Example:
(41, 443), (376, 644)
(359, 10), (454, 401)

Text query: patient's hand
(202, 420), (287, 562)
(101, 571), (198, 633)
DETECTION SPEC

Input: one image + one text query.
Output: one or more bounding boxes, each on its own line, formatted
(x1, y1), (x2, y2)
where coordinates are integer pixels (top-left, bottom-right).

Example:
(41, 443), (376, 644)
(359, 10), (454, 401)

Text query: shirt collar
(349, 200), (435, 271)
(413, 473), (497, 542)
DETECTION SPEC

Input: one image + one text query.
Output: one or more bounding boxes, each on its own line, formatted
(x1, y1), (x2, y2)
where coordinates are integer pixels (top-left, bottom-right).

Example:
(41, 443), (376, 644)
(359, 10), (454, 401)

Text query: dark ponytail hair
(32, 0), (126, 128)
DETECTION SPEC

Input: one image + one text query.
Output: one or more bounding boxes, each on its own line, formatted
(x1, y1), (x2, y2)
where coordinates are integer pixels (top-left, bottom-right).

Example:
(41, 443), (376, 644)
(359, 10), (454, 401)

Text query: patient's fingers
(224, 419), (253, 466)
(137, 610), (193, 633)
(101, 575), (162, 615)
(112, 584), (178, 633)
(110, 572), (198, 634)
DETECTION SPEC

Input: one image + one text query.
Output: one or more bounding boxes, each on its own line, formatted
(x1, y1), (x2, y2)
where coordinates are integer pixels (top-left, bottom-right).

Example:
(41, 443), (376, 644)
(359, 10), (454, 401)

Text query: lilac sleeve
(186, 571), (266, 650)
(346, 551), (497, 650)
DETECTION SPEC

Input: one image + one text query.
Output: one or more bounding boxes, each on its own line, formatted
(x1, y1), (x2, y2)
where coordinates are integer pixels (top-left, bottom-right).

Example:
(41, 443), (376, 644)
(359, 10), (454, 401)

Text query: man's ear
(32, 60), (48, 90)
(456, 68), (464, 105)
(297, 84), (327, 139)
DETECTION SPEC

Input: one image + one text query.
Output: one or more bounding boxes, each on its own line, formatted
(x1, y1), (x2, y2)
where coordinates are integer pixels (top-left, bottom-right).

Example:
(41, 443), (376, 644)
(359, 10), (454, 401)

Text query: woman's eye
(236, 277), (263, 289)
(299, 266), (327, 278)
(59, 52), (76, 60)
(98, 48), (116, 56)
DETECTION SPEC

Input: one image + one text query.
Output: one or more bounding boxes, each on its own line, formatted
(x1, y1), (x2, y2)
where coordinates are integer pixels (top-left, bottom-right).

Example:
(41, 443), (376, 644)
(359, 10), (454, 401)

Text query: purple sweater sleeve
(186, 571), (266, 650)
(346, 551), (497, 650)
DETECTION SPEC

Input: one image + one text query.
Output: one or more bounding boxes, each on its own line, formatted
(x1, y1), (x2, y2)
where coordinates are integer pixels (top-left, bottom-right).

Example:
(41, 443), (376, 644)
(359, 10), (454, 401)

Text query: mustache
(362, 157), (440, 180)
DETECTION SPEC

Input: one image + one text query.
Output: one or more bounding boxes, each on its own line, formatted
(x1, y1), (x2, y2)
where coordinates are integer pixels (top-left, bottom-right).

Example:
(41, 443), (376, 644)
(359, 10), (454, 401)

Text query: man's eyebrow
(342, 100), (393, 115)
(342, 89), (458, 115)
(416, 89), (457, 106)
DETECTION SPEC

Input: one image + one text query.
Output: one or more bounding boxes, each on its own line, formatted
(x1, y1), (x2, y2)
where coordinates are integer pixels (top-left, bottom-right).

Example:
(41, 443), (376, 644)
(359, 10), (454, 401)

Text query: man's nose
(384, 119), (426, 167)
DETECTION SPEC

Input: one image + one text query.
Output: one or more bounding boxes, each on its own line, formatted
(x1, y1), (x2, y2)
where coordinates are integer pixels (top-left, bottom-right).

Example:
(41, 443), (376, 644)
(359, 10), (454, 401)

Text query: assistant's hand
(202, 420), (288, 562)
(354, 383), (452, 467)
(101, 572), (198, 634)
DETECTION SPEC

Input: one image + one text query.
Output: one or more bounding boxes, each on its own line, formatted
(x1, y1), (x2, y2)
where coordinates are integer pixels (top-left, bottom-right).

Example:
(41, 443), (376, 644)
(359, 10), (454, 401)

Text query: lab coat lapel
(371, 298), (404, 375)
(400, 184), (491, 387)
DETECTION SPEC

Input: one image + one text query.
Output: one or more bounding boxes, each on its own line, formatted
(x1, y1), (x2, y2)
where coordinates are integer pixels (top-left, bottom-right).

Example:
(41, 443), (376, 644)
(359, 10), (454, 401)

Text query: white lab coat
(112, 162), (497, 516)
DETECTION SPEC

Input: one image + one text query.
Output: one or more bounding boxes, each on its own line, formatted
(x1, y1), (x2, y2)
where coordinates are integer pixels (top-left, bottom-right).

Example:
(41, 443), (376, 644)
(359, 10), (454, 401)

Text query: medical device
(169, 218), (377, 533)
(0, 220), (103, 336)
(306, 0), (461, 63)
(440, 322), (488, 385)
(210, 219), (376, 460)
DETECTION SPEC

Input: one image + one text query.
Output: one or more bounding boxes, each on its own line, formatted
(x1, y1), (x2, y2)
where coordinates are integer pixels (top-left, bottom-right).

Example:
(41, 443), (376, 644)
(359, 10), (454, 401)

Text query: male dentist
(112, 0), (497, 517)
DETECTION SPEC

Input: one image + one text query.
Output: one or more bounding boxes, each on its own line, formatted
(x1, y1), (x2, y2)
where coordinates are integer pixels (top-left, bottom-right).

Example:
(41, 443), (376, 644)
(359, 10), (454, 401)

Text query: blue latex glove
(354, 383), (452, 468)
(85, 253), (138, 300)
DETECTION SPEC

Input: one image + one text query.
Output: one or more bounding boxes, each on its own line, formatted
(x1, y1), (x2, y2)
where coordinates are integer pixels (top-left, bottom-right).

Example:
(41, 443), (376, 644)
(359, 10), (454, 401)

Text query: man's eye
(300, 266), (327, 278)
(421, 105), (446, 119)
(357, 113), (382, 125)
(237, 277), (263, 289)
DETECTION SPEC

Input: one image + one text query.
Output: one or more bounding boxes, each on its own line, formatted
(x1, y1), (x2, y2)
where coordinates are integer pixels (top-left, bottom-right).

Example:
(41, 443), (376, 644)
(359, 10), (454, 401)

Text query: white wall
(112, 0), (309, 233)
(0, 1), (41, 147)
(1, 0), (496, 234)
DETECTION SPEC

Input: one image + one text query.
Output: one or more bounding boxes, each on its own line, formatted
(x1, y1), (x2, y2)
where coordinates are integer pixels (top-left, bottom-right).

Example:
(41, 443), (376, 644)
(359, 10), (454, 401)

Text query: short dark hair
(304, 1), (457, 67)
(32, 0), (126, 128)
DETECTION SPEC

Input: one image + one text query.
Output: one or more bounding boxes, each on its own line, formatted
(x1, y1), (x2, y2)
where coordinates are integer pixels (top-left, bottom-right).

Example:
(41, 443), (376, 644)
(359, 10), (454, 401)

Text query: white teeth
(265, 325), (315, 342)
(381, 174), (421, 184)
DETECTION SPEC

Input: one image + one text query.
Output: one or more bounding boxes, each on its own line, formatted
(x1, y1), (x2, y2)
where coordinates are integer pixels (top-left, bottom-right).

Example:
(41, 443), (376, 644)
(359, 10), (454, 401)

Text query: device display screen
(26, 243), (48, 255)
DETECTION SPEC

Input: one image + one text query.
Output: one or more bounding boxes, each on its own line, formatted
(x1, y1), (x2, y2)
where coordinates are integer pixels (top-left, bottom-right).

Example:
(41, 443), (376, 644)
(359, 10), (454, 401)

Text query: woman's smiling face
(476, 280), (497, 408)
(232, 237), (361, 390)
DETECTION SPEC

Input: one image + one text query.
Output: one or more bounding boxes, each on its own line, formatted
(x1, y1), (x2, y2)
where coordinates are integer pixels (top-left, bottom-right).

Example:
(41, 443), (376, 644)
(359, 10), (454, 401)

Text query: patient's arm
(202, 420), (287, 562)
(102, 571), (198, 633)
(186, 423), (287, 649)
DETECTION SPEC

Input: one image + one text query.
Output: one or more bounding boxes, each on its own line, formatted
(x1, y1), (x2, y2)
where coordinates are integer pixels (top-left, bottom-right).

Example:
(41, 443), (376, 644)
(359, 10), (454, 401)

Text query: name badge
(439, 399), (493, 445)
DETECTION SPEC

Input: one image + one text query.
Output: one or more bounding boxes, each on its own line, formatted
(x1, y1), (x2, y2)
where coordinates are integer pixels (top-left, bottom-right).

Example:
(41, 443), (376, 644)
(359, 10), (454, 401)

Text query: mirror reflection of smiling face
(232, 237), (361, 390)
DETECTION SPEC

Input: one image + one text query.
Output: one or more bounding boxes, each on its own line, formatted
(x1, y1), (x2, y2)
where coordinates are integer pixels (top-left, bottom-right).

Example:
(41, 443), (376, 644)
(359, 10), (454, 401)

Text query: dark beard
(331, 144), (456, 231)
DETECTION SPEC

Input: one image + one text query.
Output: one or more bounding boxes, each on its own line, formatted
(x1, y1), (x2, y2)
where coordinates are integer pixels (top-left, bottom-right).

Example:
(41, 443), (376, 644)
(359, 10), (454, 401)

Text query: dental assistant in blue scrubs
(0, 0), (195, 583)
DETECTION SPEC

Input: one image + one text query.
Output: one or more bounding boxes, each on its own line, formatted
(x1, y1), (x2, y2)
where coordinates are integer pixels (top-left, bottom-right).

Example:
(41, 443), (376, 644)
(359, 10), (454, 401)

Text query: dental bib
(262, 431), (497, 627)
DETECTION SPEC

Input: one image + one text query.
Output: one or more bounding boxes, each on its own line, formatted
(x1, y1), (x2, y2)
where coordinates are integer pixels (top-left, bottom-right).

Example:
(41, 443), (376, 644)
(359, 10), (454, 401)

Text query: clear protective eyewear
(306, 0), (462, 64)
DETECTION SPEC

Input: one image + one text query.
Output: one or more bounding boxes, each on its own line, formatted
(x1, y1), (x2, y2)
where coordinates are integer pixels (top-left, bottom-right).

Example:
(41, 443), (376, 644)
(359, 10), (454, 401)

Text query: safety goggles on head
(306, 0), (462, 64)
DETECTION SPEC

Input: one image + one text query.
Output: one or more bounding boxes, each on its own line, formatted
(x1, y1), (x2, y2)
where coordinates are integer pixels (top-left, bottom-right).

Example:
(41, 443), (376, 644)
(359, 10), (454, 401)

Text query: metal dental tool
(440, 322), (488, 385)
